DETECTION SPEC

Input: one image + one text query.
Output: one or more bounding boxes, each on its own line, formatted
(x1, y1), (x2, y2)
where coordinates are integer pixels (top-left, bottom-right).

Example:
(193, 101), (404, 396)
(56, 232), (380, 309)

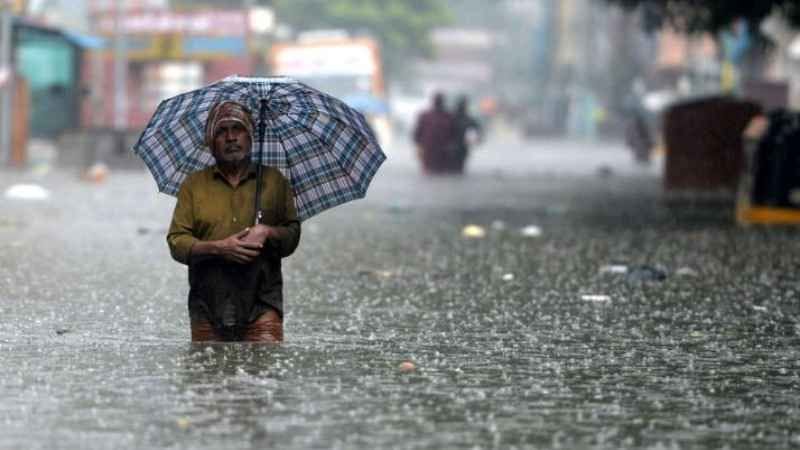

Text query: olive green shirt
(167, 165), (300, 263)
(167, 165), (301, 325)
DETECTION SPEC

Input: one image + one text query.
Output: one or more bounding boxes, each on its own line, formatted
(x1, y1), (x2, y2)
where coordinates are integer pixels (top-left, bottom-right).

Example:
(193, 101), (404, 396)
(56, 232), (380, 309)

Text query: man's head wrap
(205, 100), (255, 151)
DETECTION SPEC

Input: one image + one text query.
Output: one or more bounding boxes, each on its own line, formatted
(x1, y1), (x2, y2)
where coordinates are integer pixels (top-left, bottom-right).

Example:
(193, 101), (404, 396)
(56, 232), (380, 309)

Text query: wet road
(1, 134), (799, 449)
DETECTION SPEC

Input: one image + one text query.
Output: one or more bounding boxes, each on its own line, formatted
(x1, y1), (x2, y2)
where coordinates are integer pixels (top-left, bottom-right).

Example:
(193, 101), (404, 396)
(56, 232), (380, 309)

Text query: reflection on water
(1, 160), (799, 449)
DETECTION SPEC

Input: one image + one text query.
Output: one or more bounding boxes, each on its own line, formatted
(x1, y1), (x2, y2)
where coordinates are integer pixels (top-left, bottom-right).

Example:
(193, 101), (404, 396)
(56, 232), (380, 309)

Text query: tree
(272, 0), (452, 81)
(605, 0), (800, 35)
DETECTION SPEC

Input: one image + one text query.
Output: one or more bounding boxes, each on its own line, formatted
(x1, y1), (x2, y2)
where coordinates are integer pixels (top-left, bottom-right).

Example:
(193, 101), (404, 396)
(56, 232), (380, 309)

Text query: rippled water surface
(2, 141), (800, 449)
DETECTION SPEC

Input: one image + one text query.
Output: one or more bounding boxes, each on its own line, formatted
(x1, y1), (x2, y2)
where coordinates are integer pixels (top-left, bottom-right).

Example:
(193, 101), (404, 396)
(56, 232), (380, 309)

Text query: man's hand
(217, 228), (262, 264)
(241, 224), (275, 247)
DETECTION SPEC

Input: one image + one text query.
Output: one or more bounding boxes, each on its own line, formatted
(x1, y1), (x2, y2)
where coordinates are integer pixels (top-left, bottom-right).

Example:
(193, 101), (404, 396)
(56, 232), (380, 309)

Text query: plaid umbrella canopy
(132, 75), (386, 221)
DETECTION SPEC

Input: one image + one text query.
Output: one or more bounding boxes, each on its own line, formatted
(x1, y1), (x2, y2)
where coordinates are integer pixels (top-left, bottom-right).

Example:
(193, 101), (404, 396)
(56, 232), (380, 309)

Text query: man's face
(211, 120), (252, 165)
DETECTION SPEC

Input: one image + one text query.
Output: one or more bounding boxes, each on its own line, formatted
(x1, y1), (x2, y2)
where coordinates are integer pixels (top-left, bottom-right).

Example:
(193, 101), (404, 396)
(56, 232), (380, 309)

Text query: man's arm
(242, 176), (301, 258)
(190, 228), (262, 264)
(266, 221), (301, 258)
(166, 182), (198, 265)
(271, 178), (301, 257)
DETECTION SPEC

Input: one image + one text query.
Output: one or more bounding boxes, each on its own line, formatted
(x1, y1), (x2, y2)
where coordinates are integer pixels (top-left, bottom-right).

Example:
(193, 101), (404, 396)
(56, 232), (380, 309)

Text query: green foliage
(606, 0), (800, 34)
(273, 0), (452, 79)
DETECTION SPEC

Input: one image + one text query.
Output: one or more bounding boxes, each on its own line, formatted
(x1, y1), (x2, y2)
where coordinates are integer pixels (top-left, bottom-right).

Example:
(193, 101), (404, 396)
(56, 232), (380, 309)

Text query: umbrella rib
(275, 129), (301, 212)
(281, 111), (382, 194)
(270, 115), (369, 220)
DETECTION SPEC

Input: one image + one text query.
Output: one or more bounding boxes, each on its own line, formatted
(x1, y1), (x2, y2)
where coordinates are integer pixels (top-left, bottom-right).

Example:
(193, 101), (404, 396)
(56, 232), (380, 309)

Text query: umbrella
(132, 75), (386, 221)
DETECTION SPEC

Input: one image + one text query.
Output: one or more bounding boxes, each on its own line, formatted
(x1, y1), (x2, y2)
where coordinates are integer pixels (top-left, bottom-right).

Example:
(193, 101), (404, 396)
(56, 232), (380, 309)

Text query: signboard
(89, 0), (168, 13)
(112, 35), (247, 61)
(96, 10), (247, 37)
(118, 36), (179, 60)
(183, 37), (246, 58)
(273, 44), (376, 77)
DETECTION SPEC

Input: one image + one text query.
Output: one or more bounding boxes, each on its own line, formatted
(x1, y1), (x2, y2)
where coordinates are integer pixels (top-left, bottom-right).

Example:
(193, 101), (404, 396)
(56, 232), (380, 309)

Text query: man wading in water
(167, 101), (301, 342)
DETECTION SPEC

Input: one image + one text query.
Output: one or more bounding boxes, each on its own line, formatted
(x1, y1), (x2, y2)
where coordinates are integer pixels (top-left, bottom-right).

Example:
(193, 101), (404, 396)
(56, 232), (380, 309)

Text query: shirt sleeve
(166, 180), (199, 265)
(269, 176), (301, 258)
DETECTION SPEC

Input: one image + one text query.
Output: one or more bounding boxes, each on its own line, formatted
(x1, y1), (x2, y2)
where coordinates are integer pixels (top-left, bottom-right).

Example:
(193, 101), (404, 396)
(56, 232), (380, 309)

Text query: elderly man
(167, 100), (301, 343)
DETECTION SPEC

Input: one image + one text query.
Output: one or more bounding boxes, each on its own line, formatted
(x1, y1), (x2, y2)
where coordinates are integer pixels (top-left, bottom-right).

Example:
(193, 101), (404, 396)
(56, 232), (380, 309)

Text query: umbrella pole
(254, 98), (267, 226)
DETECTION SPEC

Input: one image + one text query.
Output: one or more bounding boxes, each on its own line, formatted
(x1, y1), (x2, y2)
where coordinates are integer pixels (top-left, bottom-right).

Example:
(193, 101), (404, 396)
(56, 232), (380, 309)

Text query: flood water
(1, 137), (799, 449)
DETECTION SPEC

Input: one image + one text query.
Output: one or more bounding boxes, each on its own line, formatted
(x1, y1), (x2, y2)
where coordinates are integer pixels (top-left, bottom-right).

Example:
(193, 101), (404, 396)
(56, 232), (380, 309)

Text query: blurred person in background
(625, 113), (653, 165)
(623, 78), (653, 165)
(449, 95), (483, 174)
(413, 92), (455, 175)
(167, 101), (301, 343)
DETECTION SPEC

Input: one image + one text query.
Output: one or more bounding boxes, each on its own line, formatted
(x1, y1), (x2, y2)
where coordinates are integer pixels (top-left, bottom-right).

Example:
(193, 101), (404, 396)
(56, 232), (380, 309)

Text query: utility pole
(0, 0), (13, 166)
(113, 0), (127, 154)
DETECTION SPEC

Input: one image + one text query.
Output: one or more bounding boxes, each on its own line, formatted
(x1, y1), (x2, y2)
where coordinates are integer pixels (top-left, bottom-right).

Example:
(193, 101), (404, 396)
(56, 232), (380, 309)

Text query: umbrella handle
(254, 99), (268, 226)
(257, 98), (268, 143)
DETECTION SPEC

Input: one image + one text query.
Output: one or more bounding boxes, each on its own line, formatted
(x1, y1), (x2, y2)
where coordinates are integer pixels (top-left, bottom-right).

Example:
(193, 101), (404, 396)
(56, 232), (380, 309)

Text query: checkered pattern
(132, 76), (386, 220)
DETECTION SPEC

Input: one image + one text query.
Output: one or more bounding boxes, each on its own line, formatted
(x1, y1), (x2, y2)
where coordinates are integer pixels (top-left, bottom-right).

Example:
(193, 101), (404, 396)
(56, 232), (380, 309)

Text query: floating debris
(675, 267), (699, 277)
(501, 273), (515, 281)
(626, 265), (667, 283)
(399, 360), (416, 373)
(752, 305), (768, 312)
(462, 224), (486, 239)
(357, 269), (394, 279)
(599, 264), (628, 275)
(520, 225), (542, 238)
(82, 162), (110, 184)
(4, 184), (50, 200)
(176, 417), (190, 430)
(581, 294), (611, 303)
